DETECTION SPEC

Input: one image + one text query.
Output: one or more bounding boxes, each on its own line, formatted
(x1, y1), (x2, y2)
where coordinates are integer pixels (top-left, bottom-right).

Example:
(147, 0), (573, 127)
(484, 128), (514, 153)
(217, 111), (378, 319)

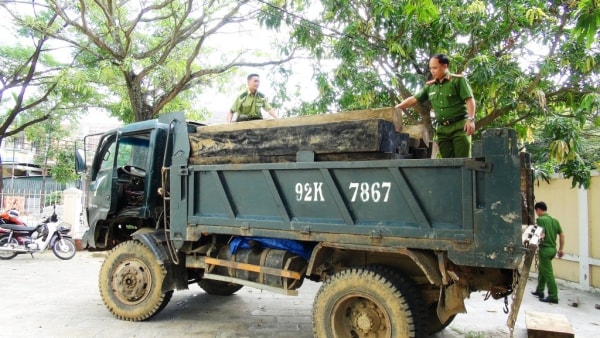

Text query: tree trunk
(125, 71), (155, 122)
(0, 152), (4, 193)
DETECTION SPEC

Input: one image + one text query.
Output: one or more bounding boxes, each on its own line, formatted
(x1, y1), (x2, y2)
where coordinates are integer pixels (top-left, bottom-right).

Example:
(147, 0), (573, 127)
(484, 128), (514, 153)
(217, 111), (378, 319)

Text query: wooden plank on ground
(526, 311), (574, 338)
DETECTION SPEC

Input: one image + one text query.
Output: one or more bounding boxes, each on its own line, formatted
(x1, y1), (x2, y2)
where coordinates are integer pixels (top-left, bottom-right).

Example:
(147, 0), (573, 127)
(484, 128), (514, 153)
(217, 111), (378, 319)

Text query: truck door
(87, 131), (152, 246)
(88, 133), (120, 225)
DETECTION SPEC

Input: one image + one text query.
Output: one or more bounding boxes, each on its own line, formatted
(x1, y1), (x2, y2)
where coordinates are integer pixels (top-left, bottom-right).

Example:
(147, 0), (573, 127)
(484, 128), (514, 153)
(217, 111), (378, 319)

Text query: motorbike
(0, 209), (27, 238)
(0, 207), (76, 260)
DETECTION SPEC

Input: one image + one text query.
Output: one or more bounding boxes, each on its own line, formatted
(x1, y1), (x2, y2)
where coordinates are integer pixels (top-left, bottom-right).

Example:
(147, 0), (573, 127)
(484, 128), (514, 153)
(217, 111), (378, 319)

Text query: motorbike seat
(0, 223), (37, 231)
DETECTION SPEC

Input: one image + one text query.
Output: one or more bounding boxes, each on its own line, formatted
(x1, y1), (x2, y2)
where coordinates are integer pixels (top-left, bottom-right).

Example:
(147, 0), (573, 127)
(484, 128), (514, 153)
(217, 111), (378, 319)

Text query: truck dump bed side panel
(165, 111), (523, 270)
(188, 161), (473, 239)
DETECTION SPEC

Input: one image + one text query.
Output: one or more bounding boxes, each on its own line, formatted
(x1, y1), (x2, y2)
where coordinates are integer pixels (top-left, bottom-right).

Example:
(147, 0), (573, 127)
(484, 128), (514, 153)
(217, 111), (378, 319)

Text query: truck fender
(409, 249), (443, 286)
(132, 228), (169, 260)
(307, 242), (442, 286)
(131, 228), (188, 292)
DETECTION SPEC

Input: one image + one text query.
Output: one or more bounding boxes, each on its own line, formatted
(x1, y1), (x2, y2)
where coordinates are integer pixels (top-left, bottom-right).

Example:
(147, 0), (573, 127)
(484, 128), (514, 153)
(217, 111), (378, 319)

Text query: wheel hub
(112, 261), (151, 304)
(344, 298), (386, 337)
(354, 308), (382, 333)
(57, 242), (69, 252)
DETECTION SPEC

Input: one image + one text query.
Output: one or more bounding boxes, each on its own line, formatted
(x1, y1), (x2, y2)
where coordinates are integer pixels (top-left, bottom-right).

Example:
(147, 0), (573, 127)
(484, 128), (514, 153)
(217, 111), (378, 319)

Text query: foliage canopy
(1, 0), (598, 189)
(261, 0), (599, 188)
(25, 0), (296, 122)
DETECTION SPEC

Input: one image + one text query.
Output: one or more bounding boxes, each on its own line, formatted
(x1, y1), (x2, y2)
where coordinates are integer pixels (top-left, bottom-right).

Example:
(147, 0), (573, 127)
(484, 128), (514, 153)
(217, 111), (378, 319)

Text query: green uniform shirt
(230, 90), (273, 119)
(414, 73), (474, 121)
(537, 213), (563, 248)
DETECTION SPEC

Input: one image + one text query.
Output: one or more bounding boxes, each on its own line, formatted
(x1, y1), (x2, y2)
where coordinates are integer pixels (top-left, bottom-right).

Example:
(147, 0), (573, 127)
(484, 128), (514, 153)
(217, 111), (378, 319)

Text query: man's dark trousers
(536, 245), (559, 302)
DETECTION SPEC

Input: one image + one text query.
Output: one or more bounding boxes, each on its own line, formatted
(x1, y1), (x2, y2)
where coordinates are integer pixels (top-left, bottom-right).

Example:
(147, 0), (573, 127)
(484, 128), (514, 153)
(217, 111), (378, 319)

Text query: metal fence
(1, 178), (70, 225)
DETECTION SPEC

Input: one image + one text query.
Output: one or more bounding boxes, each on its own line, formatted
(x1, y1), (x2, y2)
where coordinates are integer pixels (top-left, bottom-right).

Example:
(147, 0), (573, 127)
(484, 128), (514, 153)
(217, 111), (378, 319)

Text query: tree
(11, 0), (296, 123)
(25, 120), (80, 209)
(262, 0), (599, 187)
(526, 116), (600, 189)
(0, 7), (93, 192)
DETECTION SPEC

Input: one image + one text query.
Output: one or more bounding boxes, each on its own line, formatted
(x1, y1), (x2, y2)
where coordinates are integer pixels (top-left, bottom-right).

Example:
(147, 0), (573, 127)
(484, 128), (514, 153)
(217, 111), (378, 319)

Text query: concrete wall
(533, 172), (599, 291)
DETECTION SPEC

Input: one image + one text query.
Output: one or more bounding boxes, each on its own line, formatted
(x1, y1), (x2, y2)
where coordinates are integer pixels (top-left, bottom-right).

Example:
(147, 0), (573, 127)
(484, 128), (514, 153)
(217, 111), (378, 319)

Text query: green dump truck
(77, 110), (536, 337)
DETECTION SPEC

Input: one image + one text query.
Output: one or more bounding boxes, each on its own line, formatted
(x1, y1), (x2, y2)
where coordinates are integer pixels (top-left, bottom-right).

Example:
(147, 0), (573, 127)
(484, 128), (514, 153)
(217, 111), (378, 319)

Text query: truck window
(90, 134), (150, 182)
(90, 134), (117, 181)
(117, 136), (150, 171)
(100, 144), (116, 171)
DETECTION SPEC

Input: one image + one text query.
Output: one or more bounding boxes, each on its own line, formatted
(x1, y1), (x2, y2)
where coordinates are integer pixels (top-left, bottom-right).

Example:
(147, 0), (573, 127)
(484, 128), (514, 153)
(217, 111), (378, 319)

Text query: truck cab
(81, 120), (168, 248)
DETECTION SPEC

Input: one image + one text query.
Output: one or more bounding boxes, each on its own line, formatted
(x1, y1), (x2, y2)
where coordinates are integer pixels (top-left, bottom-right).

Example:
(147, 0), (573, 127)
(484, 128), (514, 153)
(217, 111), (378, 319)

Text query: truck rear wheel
(199, 279), (243, 296)
(99, 240), (173, 321)
(312, 266), (422, 338)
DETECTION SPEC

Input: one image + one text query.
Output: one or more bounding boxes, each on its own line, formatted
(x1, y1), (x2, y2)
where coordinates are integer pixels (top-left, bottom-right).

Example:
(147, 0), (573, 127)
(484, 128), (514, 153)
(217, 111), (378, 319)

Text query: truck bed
(165, 112), (526, 270)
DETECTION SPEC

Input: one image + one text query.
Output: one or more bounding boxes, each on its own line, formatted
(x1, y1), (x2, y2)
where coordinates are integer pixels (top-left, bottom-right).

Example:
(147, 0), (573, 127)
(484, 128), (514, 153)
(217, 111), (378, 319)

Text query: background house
(0, 110), (122, 224)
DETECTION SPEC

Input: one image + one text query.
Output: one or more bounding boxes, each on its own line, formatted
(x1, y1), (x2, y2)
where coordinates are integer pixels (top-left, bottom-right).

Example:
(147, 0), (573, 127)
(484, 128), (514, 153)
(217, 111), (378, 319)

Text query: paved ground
(1, 250), (599, 338)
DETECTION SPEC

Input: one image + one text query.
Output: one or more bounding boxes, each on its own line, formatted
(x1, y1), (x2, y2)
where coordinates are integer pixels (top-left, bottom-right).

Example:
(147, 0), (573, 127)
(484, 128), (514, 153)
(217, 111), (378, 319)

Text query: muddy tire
(370, 265), (427, 336)
(312, 266), (423, 338)
(0, 237), (18, 260)
(199, 279), (243, 296)
(99, 241), (173, 321)
(425, 303), (456, 335)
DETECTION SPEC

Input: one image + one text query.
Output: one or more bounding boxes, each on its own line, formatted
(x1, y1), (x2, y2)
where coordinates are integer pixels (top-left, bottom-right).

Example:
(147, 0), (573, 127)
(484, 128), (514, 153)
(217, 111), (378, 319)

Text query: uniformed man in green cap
(227, 73), (278, 123)
(531, 201), (565, 304)
(395, 54), (476, 158)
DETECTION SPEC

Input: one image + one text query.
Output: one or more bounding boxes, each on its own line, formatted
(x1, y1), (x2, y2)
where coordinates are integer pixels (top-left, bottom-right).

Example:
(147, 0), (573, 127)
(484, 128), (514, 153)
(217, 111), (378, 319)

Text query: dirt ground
(1, 250), (599, 338)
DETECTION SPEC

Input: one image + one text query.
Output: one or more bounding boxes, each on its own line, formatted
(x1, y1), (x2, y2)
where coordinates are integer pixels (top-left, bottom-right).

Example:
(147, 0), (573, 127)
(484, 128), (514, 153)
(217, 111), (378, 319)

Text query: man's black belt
(437, 115), (466, 126)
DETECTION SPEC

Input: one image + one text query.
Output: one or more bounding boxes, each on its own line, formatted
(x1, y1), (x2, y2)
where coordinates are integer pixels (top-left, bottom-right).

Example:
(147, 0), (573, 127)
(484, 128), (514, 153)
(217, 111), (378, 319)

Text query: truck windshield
(117, 136), (150, 170)
(90, 133), (151, 181)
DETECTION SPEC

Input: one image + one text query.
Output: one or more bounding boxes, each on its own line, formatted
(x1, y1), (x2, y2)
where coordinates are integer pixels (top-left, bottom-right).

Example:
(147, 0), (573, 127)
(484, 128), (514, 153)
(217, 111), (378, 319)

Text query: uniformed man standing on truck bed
(395, 54), (476, 158)
(227, 73), (278, 123)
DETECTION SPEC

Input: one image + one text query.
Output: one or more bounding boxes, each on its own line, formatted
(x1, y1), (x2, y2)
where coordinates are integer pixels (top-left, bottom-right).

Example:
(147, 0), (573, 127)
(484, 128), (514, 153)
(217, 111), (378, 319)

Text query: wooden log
(188, 152), (400, 165)
(195, 107), (428, 139)
(191, 119), (398, 156)
(189, 108), (428, 165)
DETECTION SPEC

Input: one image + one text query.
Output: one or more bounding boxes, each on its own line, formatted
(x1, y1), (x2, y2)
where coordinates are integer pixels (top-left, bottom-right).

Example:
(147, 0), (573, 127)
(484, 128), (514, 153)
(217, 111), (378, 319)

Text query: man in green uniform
(531, 201), (565, 304)
(227, 74), (277, 123)
(394, 54), (476, 158)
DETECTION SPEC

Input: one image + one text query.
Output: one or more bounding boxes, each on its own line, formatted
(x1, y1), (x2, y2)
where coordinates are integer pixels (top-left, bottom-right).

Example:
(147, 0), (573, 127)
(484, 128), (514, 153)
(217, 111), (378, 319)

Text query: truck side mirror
(75, 149), (86, 173)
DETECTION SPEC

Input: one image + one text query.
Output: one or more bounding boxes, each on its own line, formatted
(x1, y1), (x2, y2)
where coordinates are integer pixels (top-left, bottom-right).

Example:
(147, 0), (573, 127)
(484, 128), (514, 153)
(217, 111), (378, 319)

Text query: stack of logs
(188, 107), (430, 165)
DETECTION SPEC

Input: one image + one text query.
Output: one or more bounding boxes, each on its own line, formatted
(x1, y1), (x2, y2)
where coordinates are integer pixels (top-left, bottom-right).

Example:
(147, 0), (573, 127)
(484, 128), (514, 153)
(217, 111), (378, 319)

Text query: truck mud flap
(437, 283), (468, 323)
(506, 244), (538, 336)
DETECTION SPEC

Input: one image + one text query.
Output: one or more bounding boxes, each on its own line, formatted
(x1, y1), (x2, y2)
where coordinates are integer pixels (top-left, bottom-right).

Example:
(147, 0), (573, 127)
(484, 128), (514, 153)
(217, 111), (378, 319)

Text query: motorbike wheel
(52, 237), (77, 260)
(0, 237), (19, 260)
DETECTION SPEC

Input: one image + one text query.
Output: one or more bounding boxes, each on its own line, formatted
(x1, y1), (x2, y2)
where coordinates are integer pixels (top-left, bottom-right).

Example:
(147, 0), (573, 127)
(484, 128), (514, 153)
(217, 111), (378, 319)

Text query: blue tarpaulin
(229, 236), (312, 261)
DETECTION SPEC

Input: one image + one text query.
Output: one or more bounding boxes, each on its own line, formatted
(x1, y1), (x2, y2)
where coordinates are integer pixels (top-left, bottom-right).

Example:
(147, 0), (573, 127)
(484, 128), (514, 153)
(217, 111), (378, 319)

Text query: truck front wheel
(312, 266), (422, 338)
(99, 240), (173, 321)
